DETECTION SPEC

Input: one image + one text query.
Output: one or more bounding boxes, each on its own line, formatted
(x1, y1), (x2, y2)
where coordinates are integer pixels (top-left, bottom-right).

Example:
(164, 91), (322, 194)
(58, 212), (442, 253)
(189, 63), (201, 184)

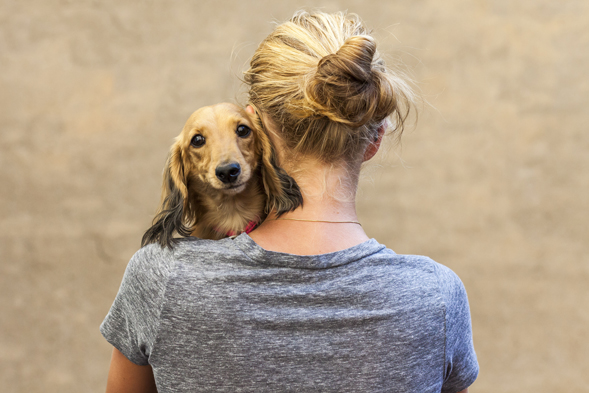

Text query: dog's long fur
(141, 103), (302, 248)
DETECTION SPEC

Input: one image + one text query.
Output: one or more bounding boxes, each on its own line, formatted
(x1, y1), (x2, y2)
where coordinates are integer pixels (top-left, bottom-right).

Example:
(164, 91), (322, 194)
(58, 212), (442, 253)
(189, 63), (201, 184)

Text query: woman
(102, 11), (478, 393)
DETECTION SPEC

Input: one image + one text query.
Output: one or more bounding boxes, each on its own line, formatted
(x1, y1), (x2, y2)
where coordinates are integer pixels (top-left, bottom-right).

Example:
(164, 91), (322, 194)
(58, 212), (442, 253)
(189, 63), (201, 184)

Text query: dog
(141, 103), (302, 248)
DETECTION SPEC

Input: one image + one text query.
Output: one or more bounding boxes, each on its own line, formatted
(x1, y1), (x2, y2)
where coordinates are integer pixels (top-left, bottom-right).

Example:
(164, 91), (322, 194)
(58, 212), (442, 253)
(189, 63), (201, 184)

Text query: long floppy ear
(249, 107), (303, 216)
(141, 140), (193, 249)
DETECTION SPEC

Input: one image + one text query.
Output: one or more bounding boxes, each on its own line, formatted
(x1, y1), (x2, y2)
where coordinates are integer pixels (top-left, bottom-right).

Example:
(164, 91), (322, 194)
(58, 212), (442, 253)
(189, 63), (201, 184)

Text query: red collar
(222, 220), (259, 237)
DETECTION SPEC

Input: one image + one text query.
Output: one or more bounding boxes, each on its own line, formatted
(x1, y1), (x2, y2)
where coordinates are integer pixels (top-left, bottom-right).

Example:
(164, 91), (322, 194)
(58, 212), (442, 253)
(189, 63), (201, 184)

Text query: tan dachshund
(141, 103), (302, 248)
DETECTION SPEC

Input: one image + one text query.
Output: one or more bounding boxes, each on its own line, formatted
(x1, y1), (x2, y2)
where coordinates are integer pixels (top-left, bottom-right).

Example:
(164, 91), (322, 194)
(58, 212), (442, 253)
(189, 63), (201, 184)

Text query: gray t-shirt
(101, 234), (478, 393)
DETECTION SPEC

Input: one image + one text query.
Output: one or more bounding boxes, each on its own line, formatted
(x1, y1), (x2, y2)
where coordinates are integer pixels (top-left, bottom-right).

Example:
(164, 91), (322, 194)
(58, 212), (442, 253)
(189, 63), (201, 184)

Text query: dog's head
(171, 103), (260, 197)
(142, 103), (302, 248)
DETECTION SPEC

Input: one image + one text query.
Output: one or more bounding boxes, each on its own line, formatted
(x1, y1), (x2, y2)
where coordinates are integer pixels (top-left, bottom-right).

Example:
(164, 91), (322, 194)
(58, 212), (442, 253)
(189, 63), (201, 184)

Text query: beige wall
(1, 1), (587, 391)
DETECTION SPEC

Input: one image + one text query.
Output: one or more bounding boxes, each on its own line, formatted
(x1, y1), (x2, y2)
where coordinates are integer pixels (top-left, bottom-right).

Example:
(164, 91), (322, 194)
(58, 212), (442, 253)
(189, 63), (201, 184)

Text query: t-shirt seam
(147, 247), (177, 364)
(433, 263), (450, 385)
(442, 298), (448, 383)
(435, 263), (479, 393)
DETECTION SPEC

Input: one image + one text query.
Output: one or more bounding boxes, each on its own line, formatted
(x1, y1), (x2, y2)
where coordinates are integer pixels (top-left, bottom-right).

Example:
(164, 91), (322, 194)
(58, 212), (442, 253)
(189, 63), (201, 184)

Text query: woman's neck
(249, 158), (370, 255)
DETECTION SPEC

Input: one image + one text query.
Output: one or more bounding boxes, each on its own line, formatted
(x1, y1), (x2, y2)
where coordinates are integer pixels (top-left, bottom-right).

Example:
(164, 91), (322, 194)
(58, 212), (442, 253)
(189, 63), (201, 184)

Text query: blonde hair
(244, 10), (415, 163)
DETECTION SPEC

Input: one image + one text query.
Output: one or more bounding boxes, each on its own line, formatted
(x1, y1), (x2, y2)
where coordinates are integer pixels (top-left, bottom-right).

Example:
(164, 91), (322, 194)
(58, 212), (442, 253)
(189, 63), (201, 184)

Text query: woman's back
(101, 234), (477, 392)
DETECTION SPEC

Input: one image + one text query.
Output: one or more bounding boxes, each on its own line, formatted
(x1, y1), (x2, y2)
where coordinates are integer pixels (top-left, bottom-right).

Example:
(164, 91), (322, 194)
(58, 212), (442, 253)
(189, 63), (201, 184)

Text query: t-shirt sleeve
(435, 264), (479, 393)
(100, 244), (174, 365)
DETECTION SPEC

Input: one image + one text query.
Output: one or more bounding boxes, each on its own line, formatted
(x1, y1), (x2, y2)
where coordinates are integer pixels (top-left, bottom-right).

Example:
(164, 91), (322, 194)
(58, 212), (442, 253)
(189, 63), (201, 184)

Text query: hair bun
(246, 10), (414, 162)
(306, 35), (384, 128)
(330, 35), (376, 83)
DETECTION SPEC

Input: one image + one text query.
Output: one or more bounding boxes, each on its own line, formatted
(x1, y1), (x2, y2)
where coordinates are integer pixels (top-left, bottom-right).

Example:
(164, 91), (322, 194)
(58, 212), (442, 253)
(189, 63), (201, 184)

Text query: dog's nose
(216, 163), (241, 184)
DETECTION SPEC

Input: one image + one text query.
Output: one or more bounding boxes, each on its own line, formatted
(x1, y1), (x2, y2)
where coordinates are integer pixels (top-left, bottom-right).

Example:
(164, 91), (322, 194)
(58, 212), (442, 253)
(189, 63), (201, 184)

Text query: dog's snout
(216, 163), (241, 184)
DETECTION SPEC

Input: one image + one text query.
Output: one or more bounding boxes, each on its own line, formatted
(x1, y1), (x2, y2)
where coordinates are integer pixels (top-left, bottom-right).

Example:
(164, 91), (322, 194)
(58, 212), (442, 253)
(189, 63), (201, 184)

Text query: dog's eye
(190, 134), (206, 147)
(236, 125), (251, 138)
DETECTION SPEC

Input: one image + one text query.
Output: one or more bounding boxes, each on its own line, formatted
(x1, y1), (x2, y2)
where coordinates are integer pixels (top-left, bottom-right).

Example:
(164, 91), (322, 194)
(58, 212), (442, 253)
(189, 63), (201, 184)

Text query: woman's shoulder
(129, 237), (240, 273)
(377, 249), (453, 274)
(378, 250), (467, 297)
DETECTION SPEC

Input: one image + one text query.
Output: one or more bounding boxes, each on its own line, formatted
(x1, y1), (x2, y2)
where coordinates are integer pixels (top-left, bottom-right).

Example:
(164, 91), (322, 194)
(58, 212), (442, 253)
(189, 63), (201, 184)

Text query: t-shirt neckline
(231, 233), (387, 269)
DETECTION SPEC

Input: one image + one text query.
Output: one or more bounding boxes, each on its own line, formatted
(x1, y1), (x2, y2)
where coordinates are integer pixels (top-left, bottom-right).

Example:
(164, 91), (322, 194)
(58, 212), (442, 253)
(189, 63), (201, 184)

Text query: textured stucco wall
(1, 1), (588, 392)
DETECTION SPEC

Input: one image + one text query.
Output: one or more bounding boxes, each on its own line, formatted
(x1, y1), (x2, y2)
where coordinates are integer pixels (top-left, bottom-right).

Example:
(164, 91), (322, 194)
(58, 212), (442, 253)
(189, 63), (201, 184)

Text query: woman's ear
(363, 123), (386, 162)
(141, 141), (192, 249)
(249, 107), (303, 216)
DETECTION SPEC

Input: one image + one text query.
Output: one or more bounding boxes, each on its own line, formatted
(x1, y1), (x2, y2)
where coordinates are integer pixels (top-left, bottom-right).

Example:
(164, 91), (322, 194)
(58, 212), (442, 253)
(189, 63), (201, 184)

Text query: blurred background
(1, 0), (587, 392)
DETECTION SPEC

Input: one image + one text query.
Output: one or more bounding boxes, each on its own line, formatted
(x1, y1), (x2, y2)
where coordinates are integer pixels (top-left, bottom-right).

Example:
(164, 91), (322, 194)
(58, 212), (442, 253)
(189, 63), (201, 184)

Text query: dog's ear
(250, 109), (303, 216)
(141, 140), (193, 249)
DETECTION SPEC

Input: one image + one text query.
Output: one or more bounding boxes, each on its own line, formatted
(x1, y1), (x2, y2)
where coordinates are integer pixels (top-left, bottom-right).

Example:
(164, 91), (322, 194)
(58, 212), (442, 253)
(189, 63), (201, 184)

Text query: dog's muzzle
(216, 163), (241, 184)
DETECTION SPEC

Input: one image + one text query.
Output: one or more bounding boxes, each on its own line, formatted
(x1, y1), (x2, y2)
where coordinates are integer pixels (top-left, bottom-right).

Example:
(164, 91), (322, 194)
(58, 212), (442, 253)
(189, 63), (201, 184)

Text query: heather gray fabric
(101, 234), (478, 392)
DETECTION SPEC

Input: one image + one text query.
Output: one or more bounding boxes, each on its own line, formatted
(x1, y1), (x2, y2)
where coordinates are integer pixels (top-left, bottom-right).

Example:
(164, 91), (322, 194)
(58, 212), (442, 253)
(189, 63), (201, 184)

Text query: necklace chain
(271, 217), (362, 226)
